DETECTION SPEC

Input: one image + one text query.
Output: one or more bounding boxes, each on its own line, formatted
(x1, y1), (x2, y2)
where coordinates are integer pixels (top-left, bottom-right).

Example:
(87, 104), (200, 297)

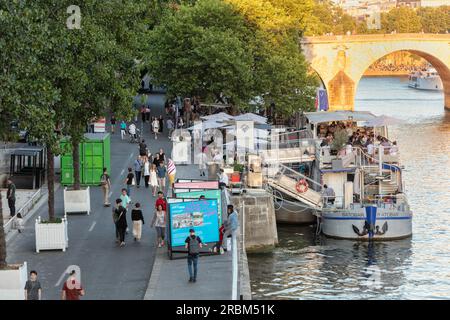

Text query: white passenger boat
(265, 111), (412, 240)
(408, 67), (443, 91)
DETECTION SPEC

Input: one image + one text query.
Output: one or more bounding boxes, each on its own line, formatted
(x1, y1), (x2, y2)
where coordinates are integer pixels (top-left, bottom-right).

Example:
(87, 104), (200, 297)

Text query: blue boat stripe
(322, 216), (412, 220)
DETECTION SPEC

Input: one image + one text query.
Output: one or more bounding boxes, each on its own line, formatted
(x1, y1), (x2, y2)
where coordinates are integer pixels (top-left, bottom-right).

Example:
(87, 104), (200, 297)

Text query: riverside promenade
(4, 94), (245, 300)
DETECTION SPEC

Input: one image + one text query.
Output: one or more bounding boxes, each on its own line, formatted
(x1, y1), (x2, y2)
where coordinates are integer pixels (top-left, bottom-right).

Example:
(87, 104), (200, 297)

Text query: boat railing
(317, 144), (400, 169)
(322, 194), (410, 212)
(274, 163), (323, 192)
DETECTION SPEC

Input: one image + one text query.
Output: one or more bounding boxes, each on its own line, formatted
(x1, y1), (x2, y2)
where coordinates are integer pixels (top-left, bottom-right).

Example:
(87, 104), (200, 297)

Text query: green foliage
(233, 163), (244, 173)
(39, 218), (63, 224)
(331, 129), (348, 152)
(147, 0), (317, 115)
(380, 7), (422, 33)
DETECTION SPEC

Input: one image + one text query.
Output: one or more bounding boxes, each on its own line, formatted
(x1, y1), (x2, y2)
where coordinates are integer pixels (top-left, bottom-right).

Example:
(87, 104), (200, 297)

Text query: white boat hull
(321, 206), (412, 241)
(408, 76), (443, 91)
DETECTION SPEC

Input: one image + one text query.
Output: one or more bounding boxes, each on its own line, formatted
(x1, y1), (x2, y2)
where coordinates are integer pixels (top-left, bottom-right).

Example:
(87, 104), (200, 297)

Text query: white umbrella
(201, 112), (233, 121)
(363, 115), (405, 127)
(187, 120), (228, 131)
(233, 113), (267, 124)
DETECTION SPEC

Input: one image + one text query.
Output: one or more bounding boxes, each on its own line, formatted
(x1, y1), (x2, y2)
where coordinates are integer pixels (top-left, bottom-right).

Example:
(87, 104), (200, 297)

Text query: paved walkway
(5, 93), (236, 300)
(145, 249), (233, 300)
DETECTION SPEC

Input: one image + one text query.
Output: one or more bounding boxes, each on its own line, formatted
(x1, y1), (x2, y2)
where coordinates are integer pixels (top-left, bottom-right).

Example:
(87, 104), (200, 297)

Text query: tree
(28, 0), (151, 190)
(417, 6), (450, 34)
(380, 7), (422, 34)
(147, 0), (254, 105)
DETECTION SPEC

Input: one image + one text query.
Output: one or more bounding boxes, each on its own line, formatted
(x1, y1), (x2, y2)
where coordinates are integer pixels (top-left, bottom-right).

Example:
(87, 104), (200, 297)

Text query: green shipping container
(60, 133), (111, 186)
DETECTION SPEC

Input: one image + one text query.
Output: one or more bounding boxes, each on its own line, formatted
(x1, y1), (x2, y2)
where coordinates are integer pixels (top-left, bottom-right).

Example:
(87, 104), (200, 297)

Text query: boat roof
(304, 111), (377, 124)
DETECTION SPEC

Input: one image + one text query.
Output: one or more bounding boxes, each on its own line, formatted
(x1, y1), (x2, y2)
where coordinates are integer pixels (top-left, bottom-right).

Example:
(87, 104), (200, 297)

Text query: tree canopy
(147, 0), (318, 115)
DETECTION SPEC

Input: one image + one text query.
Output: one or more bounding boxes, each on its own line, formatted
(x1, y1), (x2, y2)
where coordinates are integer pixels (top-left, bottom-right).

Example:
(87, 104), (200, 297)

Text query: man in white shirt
(129, 123), (137, 140)
(197, 151), (208, 177)
(218, 169), (229, 189)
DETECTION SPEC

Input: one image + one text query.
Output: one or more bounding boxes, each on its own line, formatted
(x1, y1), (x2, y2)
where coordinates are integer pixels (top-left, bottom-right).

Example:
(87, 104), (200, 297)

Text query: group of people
(112, 190), (168, 247)
(319, 122), (398, 158)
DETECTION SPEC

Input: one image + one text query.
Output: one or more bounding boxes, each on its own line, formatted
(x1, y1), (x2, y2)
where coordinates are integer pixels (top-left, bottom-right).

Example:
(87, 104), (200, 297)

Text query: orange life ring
(295, 179), (308, 193)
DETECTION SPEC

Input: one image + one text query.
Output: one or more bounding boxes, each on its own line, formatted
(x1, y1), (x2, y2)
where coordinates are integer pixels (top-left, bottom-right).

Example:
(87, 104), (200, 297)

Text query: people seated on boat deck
(322, 184), (336, 205)
(389, 141), (398, 155)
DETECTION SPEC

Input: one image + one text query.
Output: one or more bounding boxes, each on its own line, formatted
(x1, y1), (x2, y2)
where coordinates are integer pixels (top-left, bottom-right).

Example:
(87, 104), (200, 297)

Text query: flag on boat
(316, 88), (329, 111)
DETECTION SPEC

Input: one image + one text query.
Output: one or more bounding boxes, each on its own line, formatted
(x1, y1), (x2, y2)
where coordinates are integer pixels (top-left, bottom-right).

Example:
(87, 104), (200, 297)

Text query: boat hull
(408, 76), (443, 91)
(321, 206), (412, 241)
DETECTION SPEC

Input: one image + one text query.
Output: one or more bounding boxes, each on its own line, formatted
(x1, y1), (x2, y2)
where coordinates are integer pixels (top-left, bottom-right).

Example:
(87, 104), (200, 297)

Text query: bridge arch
(354, 50), (449, 110)
(301, 34), (450, 111)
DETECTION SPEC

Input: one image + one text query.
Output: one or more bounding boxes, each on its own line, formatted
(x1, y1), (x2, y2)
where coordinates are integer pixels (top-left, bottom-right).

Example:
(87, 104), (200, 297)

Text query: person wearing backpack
(100, 168), (111, 207)
(185, 229), (203, 283)
(113, 198), (128, 247)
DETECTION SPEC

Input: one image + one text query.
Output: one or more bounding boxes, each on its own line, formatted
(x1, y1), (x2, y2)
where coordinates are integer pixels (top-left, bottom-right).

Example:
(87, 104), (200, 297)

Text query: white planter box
(35, 216), (68, 253)
(0, 262), (27, 300)
(64, 186), (91, 215)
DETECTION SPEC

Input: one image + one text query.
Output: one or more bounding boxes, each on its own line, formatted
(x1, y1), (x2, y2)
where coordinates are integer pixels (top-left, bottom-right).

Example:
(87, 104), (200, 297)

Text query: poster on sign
(169, 199), (219, 248)
(175, 189), (223, 224)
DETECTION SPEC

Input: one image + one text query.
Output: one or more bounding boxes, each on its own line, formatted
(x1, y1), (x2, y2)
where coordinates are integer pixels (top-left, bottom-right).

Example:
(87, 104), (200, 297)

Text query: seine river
(248, 76), (450, 300)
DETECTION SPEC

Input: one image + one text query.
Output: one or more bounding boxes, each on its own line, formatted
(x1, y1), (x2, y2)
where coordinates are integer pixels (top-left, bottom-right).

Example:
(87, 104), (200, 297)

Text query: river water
(248, 76), (450, 300)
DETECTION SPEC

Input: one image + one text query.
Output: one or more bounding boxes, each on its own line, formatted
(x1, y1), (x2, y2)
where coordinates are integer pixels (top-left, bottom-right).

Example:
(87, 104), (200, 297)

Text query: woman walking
(152, 117), (160, 140)
(110, 115), (116, 134)
(158, 115), (164, 134)
(131, 203), (144, 242)
(150, 164), (158, 196)
(113, 199), (128, 247)
(143, 159), (151, 188)
(151, 204), (166, 247)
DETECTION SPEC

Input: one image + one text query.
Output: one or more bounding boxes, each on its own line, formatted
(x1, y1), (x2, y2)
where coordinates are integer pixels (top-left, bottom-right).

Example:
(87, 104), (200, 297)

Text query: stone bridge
(301, 34), (450, 111)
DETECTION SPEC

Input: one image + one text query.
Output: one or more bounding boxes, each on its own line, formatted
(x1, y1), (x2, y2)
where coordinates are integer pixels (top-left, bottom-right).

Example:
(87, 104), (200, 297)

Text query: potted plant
(232, 163), (244, 183)
(35, 216), (68, 253)
(330, 129), (348, 156)
(0, 193), (28, 300)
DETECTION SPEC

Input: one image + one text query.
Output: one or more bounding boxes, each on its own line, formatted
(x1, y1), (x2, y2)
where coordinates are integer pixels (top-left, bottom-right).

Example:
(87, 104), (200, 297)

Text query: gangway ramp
(267, 165), (323, 210)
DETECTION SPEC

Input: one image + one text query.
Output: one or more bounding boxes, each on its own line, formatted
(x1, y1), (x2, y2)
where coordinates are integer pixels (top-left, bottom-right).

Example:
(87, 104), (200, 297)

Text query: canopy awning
(304, 111), (377, 124)
(233, 113), (267, 124)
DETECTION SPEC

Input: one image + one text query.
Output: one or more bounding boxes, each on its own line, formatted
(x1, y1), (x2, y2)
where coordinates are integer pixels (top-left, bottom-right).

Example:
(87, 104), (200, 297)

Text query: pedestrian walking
(100, 167), (111, 207)
(139, 139), (148, 159)
(159, 115), (164, 133)
(61, 270), (85, 300)
(157, 148), (165, 163)
(167, 118), (174, 139)
(185, 229), (203, 283)
(151, 204), (166, 247)
(24, 270), (42, 300)
(120, 188), (131, 212)
(152, 117), (160, 139)
(155, 191), (167, 211)
(131, 202), (144, 241)
(222, 205), (239, 250)
(145, 106), (151, 122)
(124, 167), (134, 197)
(167, 158), (176, 189)
(133, 156), (143, 188)
(110, 115), (116, 134)
(6, 178), (16, 217)
(140, 105), (146, 123)
(143, 159), (151, 188)
(120, 120), (127, 140)
(14, 213), (24, 233)
(197, 151), (208, 177)
(113, 198), (128, 247)
(156, 161), (167, 194)
(153, 153), (161, 167)
(150, 164), (158, 196)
